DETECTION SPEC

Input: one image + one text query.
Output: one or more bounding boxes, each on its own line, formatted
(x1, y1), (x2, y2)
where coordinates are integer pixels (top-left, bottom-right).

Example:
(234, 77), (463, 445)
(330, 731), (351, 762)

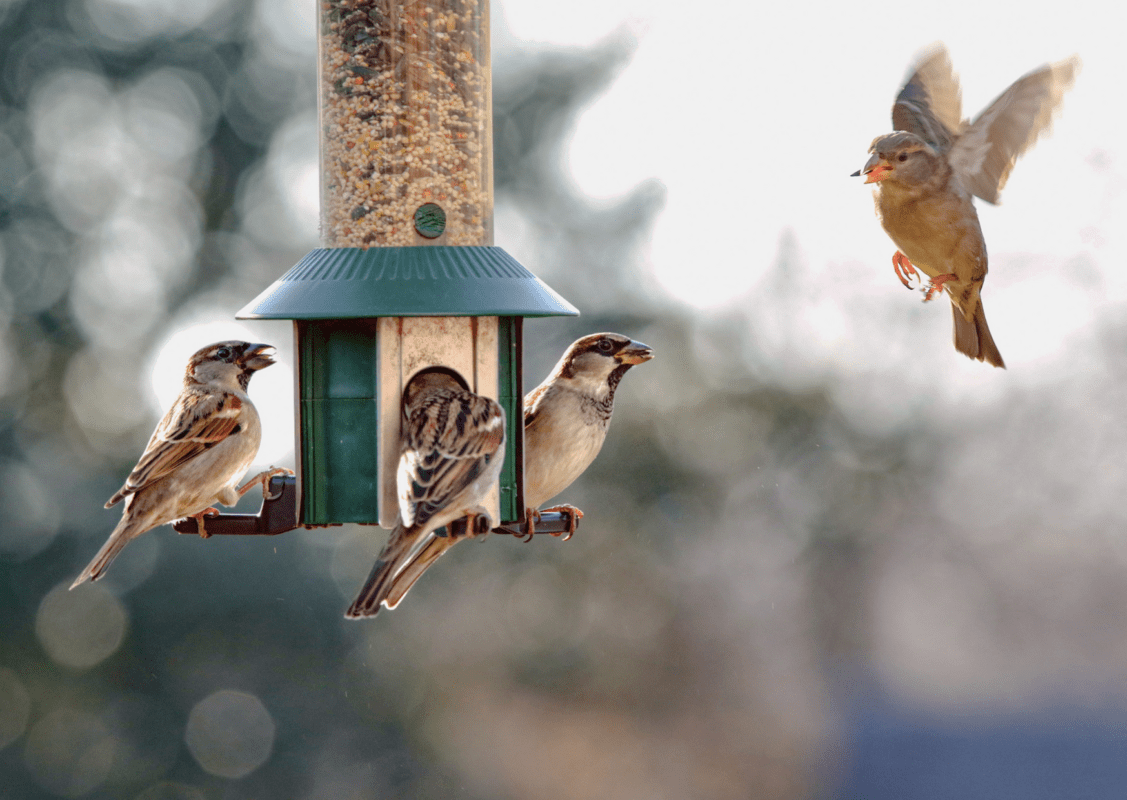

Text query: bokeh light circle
(36, 580), (128, 669)
(184, 690), (275, 779)
(23, 708), (116, 797)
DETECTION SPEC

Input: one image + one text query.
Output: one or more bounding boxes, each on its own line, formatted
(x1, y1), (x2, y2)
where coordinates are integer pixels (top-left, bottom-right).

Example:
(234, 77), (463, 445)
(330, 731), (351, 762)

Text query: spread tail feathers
(952, 300), (1005, 368)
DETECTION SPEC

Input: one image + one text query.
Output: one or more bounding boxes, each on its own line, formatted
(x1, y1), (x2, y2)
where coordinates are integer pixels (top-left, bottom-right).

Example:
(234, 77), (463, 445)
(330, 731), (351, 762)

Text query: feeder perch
(197, 0), (580, 538)
(173, 474), (298, 536)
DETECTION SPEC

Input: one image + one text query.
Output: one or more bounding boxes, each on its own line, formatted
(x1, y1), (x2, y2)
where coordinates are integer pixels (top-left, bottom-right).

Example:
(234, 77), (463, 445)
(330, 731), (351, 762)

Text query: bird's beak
(241, 343), (277, 371)
(856, 153), (891, 184)
(615, 340), (654, 365)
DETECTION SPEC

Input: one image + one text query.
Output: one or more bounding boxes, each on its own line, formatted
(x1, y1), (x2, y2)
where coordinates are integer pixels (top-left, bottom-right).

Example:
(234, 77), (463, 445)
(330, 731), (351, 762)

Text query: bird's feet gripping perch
(237, 467), (295, 501)
(191, 507), (221, 538)
(519, 509), (540, 543)
(542, 505), (584, 540)
(522, 505), (584, 542)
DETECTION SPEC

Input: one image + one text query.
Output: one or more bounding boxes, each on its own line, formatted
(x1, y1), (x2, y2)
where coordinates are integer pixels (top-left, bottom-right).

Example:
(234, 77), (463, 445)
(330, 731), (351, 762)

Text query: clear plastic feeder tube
(318, 0), (492, 246)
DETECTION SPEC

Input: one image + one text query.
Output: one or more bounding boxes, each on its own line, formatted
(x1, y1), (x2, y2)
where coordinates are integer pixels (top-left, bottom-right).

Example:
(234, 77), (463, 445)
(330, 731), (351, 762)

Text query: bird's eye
(597, 340), (614, 353)
(216, 347), (232, 360)
(898, 153), (908, 162)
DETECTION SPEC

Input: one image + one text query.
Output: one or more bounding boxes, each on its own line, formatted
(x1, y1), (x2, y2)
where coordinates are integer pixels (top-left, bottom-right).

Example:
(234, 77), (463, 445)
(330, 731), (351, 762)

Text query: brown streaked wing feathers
(105, 392), (243, 507)
(410, 391), (503, 458)
(400, 391), (503, 529)
(523, 383), (548, 427)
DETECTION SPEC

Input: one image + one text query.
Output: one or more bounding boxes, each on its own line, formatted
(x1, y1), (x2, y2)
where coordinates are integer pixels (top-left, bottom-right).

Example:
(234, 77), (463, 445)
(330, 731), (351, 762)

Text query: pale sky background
(498, 0), (1126, 443)
(536, 0), (1117, 347)
(153, 0), (1124, 468)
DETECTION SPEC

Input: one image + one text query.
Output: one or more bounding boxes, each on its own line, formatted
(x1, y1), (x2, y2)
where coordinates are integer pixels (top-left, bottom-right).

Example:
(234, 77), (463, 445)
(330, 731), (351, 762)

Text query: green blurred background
(0, 1), (1125, 798)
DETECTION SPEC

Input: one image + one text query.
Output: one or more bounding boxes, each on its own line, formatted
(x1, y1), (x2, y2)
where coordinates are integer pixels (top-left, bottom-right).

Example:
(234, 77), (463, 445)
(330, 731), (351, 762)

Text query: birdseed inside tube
(318, 0), (493, 247)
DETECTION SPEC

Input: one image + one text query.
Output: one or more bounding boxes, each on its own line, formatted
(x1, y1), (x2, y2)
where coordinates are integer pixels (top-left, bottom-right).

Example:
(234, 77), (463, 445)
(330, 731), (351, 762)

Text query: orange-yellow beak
(854, 153), (891, 184)
(864, 164), (891, 183)
(615, 340), (654, 366)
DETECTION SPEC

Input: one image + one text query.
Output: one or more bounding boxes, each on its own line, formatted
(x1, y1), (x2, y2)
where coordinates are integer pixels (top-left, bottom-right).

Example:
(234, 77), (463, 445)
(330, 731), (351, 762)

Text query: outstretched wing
(949, 56), (1080, 204)
(892, 43), (963, 153)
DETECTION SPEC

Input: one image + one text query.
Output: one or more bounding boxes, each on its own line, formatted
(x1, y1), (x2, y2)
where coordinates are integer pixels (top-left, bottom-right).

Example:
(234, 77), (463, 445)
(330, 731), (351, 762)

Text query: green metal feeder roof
(237, 246), (579, 320)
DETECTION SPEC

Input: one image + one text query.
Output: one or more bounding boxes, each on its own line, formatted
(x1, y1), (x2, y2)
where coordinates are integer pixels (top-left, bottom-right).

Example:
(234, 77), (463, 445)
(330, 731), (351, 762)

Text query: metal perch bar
(171, 473), (578, 539)
(174, 474), (299, 536)
(492, 510), (582, 538)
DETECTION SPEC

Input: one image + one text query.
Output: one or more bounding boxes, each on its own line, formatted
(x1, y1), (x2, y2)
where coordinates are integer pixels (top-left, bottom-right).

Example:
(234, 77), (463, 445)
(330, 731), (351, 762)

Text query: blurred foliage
(0, 1), (1124, 800)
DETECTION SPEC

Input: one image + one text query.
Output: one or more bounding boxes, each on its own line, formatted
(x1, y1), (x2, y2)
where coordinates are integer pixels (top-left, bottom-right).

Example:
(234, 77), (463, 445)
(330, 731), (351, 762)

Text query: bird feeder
(177, 0), (577, 538)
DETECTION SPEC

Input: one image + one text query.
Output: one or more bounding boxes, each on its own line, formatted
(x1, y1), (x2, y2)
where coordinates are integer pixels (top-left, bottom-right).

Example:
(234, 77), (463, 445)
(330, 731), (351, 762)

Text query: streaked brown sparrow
(855, 44), (1079, 368)
(345, 369), (505, 617)
(522, 332), (653, 531)
(71, 341), (281, 588)
(350, 335), (652, 613)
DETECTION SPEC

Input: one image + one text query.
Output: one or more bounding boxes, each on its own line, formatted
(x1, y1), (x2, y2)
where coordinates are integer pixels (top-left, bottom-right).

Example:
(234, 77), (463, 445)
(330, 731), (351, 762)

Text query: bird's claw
(193, 507), (221, 538)
(519, 508), (541, 543)
(238, 467), (294, 501)
(540, 505), (584, 541)
(261, 468), (295, 500)
(922, 273), (956, 303)
(892, 251), (922, 290)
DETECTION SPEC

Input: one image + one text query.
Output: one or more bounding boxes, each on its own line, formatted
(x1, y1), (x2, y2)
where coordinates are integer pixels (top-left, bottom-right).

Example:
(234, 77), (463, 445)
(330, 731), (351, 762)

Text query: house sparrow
(350, 335), (652, 613)
(345, 370), (505, 617)
(855, 44), (1079, 368)
(71, 341), (281, 589)
(522, 333), (653, 534)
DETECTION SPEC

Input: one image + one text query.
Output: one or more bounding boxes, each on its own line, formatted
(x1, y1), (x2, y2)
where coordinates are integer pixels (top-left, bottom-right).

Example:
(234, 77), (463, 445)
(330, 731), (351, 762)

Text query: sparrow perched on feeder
(71, 341), (284, 589)
(854, 44), (1079, 368)
(521, 332), (654, 533)
(345, 370), (505, 617)
(348, 335), (652, 614)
